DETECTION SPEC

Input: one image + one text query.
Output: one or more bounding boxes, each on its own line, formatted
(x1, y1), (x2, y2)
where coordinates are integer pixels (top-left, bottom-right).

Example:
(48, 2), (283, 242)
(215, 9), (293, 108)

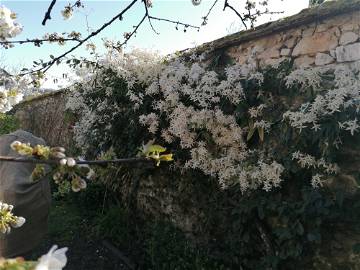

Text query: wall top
(194, 0), (360, 54)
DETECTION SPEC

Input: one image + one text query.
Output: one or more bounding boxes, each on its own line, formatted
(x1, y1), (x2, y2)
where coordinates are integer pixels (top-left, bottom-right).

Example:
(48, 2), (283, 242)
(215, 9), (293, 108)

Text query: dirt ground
(27, 201), (131, 270)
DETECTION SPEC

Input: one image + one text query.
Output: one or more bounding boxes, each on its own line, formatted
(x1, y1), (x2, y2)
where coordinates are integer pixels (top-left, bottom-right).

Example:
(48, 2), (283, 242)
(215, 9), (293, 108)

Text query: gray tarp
(0, 130), (51, 257)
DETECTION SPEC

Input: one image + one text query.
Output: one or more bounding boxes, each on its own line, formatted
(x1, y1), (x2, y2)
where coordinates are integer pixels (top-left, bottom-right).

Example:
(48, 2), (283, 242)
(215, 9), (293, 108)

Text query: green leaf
(258, 206), (265, 220)
(352, 243), (360, 254)
(258, 127), (264, 142)
(307, 232), (321, 242)
(247, 121), (255, 141)
(296, 222), (304, 235)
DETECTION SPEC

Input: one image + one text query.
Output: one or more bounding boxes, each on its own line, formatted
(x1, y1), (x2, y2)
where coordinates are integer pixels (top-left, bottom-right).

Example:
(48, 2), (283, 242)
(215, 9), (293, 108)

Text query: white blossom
(0, 5), (22, 41)
(36, 245), (68, 270)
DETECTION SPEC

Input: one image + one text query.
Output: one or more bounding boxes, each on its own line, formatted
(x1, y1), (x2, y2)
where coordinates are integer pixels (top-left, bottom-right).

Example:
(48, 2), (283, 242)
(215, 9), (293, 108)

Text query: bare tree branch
(223, 0), (248, 29)
(0, 155), (152, 166)
(201, 0), (219, 26)
(19, 0), (139, 76)
(143, 1), (159, 35)
(117, 14), (147, 48)
(0, 37), (81, 46)
(16, 0), (200, 76)
(148, 16), (200, 32)
(42, 0), (57, 26)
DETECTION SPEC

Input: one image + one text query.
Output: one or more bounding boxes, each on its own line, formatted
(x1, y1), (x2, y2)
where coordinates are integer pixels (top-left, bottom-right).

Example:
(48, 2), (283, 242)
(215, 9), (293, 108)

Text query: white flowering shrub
(67, 49), (284, 191)
(63, 50), (360, 268)
(67, 48), (359, 194)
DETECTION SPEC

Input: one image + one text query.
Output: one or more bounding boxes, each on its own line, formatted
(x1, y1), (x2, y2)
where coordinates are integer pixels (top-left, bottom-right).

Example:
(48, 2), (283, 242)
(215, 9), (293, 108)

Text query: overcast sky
(0, 0), (309, 88)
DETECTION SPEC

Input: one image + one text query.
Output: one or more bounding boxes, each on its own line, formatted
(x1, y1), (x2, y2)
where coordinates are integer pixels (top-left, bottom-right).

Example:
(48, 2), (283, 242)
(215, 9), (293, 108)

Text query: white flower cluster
(292, 151), (339, 174)
(283, 64), (360, 133)
(311, 173), (324, 188)
(139, 113), (159, 134)
(0, 201), (26, 234)
(249, 104), (266, 118)
(292, 151), (339, 187)
(0, 6), (22, 41)
(339, 119), (359, 136)
(68, 49), (284, 192)
(35, 245), (68, 270)
(0, 87), (24, 113)
(285, 67), (322, 90)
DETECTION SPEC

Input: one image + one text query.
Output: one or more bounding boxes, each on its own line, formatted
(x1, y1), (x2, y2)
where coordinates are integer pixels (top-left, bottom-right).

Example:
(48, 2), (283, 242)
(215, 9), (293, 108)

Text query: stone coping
(10, 89), (67, 112)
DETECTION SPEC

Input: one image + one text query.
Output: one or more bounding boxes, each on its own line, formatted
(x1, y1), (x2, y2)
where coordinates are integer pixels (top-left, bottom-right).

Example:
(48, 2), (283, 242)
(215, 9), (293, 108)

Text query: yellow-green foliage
(0, 113), (19, 135)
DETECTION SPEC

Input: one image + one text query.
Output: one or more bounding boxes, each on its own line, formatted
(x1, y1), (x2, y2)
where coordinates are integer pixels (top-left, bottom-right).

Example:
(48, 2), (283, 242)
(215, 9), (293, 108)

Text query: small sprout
(139, 141), (173, 166)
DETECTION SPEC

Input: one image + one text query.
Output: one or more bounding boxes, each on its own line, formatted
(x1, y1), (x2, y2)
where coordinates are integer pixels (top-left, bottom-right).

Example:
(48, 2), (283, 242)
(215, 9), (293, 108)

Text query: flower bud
(66, 158), (76, 167)
(79, 178), (87, 189)
(12, 217), (26, 228)
(10, 140), (22, 150)
(1, 226), (8, 234)
(51, 147), (66, 153)
(51, 151), (66, 159)
(59, 159), (67, 166)
(53, 172), (62, 181)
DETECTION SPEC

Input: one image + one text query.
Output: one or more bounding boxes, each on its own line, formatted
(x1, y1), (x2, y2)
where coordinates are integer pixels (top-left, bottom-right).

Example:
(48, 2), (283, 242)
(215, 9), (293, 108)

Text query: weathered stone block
(263, 57), (289, 67)
(330, 49), (336, 58)
(316, 23), (331, 33)
(336, 42), (360, 62)
(292, 30), (339, 56)
(302, 25), (316, 37)
(294, 55), (315, 67)
(342, 22), (356, 31)
(284, 36), (298, 48)
(280, 48), (291, 56)
(315, 53), (335, 66)
(339, 31), (359, 45)
(258, 47), (280, 59)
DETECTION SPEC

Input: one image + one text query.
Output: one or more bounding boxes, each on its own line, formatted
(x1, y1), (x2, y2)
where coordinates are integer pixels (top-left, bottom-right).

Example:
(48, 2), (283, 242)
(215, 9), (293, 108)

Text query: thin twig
(0, 37), (81, 45)
(117, 14), (147, 48)
(19, 0), (139, 76)
(17, 0), (200, 76)
(148, 16), (200, 31)
(223, 0), (248, 29)
(42, 0), (57, 25)
(0, 156), (152, 165)
(201, 0), (219, 26)
(143, 0), (159, 35)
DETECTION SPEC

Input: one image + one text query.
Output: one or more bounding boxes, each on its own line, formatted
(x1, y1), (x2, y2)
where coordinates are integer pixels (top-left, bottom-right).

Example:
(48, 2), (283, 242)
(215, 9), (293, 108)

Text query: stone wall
(198, 0), (360, 68)
(11, 90), (73, 149)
